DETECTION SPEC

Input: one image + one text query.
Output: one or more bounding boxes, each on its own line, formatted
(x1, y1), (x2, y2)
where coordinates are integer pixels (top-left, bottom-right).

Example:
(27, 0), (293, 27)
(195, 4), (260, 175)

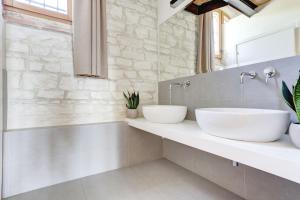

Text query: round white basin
(195, 108), (290, 142)
(143, 105), (187, 124)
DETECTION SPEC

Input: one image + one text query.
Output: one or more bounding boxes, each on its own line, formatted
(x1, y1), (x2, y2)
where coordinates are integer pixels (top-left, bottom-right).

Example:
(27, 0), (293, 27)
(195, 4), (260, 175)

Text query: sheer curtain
(73, 0), (108, 78)
(196, 12), (215, 74)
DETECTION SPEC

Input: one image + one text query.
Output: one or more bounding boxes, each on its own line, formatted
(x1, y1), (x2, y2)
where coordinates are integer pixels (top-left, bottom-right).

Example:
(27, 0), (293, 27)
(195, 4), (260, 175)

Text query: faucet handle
(264, 67), (276, 83)
(248, 71), (257, 78)
(183, 80), (191, 89)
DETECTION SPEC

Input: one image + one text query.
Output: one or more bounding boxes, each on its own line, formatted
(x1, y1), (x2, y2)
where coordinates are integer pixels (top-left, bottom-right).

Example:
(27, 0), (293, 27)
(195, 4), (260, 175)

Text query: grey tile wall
(159, 56), (300, 200)
(3, 122), (163, 198)
(159, 56), (300, 122)
(163, 139), (300, 200)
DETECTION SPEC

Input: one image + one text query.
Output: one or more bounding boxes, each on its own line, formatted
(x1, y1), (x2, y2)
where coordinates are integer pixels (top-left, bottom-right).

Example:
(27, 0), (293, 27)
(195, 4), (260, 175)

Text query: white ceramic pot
(289, 123), (300, 149)
(126, 109), (138, 119)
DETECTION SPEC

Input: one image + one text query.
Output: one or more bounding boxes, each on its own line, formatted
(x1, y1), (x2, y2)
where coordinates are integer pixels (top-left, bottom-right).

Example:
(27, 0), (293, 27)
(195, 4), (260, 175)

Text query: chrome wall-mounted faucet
(240, 71), (257, 84)
(263, 67), (276, 83)
(169, 80), (191, 104)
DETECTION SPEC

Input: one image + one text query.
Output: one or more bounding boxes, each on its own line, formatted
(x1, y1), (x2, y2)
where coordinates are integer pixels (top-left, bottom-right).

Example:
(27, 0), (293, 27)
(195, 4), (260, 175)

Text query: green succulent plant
(123, 90), (139, 109)
(282, 72), (300, 123)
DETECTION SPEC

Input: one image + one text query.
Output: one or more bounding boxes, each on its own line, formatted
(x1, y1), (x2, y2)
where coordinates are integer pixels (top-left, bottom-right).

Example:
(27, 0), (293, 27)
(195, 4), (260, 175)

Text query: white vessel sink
(143, 105), (187, 124)
(195, 108), (290, 142)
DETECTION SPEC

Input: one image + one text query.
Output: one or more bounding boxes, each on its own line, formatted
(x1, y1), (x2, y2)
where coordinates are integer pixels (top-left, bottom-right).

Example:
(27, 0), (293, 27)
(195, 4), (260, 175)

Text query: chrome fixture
(263, 67), (277, 83)
(169, 80), (191, 104)
(184, 0), (257, 17)
(170, 0), (185, 8)
(232, 161), (239, 167)
(224, 0), (257, 17)
(240, 71), (257, 84)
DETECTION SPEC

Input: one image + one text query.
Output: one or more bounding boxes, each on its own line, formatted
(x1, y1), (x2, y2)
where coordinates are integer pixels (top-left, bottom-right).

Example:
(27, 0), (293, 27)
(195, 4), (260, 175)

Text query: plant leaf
(123, 90), (139, 109)
(136, 92), (139, 108)
(282, 81), (296, 111)
(123, 92), (129, 101)
(293, 75), (300, 122)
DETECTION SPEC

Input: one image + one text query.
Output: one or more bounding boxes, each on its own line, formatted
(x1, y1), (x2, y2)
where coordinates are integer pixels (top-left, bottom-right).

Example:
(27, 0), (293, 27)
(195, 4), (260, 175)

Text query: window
(3, 0), (72, 23)
(212, 10), (230, 59)
(213, 11), (221, 58)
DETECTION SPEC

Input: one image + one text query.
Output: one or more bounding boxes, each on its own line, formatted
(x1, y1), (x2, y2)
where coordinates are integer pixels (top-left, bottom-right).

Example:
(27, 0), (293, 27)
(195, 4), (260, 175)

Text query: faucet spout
(240, 71), (257, 84)
(169, 80), (191, 104)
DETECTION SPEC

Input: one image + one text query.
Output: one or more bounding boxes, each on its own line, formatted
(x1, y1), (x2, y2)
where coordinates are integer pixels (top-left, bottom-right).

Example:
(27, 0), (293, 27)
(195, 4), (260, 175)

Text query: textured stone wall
(6, 0), (158, 130)
(159, 10), (198, 81)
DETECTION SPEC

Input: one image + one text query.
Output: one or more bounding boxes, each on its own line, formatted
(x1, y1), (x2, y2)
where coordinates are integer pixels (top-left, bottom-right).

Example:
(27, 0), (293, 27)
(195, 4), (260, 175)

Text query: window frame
(3, 0), (72, 24)
(213, 10), (230, 59)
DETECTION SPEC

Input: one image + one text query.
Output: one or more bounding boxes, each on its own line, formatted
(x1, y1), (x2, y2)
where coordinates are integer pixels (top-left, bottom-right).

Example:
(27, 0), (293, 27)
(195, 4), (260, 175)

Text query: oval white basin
(195, 108), (290, 142)
(143, 105), (187, 124)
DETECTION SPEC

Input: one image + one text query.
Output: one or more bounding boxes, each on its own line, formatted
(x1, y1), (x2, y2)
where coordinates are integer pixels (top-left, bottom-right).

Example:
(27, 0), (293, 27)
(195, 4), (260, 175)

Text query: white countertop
(127, 118), (300, 184)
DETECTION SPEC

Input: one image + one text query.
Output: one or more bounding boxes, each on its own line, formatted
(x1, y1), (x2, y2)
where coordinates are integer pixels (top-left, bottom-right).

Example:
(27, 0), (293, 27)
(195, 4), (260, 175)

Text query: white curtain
(196, 12), (215, 74)
(73, 0), (108, 78)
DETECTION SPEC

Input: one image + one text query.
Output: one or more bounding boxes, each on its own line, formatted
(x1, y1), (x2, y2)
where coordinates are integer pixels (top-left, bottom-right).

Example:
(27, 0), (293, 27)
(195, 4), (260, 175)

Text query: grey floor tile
(5, 159), (244, 200)
(5, 180), (85, 200)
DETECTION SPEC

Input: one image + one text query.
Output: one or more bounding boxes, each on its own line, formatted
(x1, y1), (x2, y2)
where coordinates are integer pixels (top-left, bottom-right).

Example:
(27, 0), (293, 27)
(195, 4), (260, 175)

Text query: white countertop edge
(127, 118), (300, 184)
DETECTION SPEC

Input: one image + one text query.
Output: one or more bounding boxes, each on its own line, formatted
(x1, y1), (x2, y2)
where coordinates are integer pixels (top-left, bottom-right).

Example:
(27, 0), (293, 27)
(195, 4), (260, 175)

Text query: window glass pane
(213, 11), (221, 56)
(58, 0), (67, 14)
(15, 0), (68, 14)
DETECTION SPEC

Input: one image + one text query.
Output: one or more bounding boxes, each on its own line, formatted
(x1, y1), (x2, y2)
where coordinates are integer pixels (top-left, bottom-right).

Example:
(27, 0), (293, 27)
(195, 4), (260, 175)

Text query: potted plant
(282, 72), (300, 148)
(123, 90), (139, 119)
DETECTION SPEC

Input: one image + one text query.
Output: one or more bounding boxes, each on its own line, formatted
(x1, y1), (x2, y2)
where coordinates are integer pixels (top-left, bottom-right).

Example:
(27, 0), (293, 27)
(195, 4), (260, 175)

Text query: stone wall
(5, 0), (158, 130)
(159, 10), (198, 81)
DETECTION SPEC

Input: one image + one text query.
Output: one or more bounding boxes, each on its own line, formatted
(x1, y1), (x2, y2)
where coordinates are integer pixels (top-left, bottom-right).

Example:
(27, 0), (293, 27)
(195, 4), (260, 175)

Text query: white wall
(5, 0), (158, 130)
(158, 0), (193, 24)
(222, 0), (300, 66)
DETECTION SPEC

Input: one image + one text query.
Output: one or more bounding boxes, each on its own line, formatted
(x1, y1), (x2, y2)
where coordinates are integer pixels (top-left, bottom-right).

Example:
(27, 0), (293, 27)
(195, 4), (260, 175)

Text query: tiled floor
(5, 159), (244, 200)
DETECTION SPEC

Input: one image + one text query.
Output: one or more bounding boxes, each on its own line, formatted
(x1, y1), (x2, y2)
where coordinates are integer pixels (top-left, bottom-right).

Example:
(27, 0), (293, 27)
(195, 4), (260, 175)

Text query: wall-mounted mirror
(158, 0), (300, 81)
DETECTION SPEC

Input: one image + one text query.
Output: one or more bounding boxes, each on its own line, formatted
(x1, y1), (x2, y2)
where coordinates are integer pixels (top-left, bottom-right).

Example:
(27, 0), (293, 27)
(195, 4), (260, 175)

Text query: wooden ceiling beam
(185, 0), (228, 15)
(185, 0), (258, 16)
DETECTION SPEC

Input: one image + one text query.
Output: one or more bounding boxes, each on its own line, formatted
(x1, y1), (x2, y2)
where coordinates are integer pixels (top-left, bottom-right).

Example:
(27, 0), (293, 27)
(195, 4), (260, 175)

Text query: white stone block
(6, 57), (25, 71)
(60, 61), (74, 75)
(91, 92), (111, 100)
(135, 27), (149, 39)
(51, 49), (72, 59)
(115, 58), (133, 66)
(66, 91), (90, 100)
(31, 46), (51, 56)
(140, 17), (156, 28)
(7, 71), (21, 89)
(124, 71), (137, 79)
(7, 42), (29, 53)
(59, 77), (78, 90)
(37, 90), (64, 99)
(107, 19), (126, 32)
(108, 45), (121, 56)
(111, 92), (123, 100)
(84, 79), (109, 91)
(23, 73), (58, 89)
(44, 63), (60, 73)
(134, 61), (152, 70)
(109, 69), (124, 80)
(139, 71), (157, 80)
(110, 4), (123, 19)
(8, 89), (35, 100)
(29, 61), (44, 71)
(125, 9), (140, 24)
